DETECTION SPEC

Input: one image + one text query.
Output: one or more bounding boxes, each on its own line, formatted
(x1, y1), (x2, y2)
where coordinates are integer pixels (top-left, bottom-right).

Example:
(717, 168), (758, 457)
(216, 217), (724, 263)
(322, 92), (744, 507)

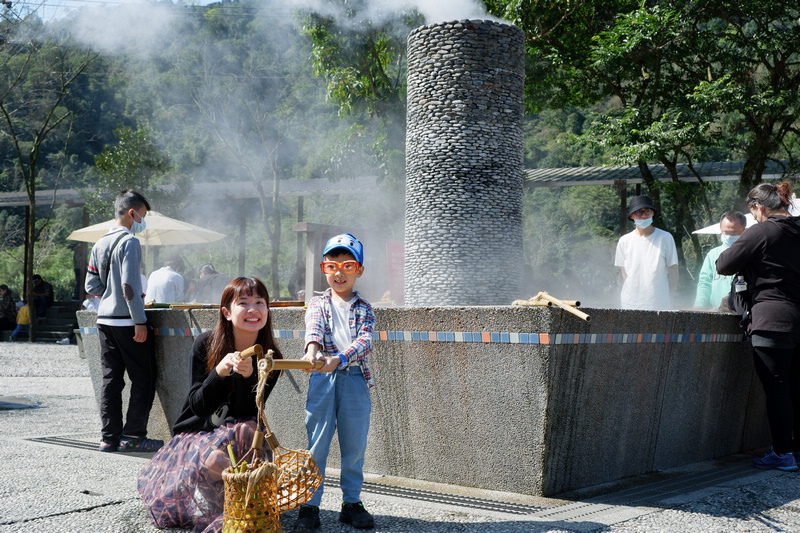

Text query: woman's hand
(216, 352), (253, 378)
(235, 352), (254, 378)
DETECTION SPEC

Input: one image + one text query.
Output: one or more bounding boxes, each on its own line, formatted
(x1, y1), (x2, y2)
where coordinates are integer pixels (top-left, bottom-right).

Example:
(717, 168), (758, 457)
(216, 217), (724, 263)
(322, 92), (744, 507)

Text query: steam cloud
(284, 0), (493, 26)
(25, 0), (502, 301)
(66, 3), (181, 59)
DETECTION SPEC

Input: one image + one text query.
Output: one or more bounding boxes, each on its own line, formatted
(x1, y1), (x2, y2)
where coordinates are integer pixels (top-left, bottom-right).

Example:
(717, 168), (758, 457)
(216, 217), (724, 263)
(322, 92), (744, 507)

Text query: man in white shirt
(614, 195), (679, 310)
(144, 255), (185, 303)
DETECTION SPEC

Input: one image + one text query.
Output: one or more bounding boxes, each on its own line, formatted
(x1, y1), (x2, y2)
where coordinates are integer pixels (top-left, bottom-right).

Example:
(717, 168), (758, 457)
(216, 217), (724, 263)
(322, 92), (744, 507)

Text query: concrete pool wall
(77, 306), (767, 496)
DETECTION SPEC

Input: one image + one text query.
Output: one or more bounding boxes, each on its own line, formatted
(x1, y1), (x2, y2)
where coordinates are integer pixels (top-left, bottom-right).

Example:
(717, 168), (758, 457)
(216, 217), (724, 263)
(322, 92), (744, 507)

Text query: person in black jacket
(717, 181), (800, 472)
(137, 276), (283, 531)
(0, 284), (16, 331)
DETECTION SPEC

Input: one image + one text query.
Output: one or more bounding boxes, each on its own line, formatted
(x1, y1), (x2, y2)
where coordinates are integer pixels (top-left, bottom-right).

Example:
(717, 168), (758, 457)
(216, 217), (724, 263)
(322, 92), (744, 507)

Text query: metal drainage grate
(26, 435), (161, 458)
(27, 434), (545, 515)
(527, 459), (758, 523)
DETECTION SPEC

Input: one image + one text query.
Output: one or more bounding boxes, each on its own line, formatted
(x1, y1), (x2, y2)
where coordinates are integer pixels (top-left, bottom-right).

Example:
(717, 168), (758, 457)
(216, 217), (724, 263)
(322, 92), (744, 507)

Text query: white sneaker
(56, 337), (70, 345)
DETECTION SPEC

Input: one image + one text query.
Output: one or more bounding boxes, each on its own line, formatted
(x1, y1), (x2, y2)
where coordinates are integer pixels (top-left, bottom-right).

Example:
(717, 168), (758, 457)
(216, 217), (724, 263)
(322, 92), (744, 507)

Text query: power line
(12, 0), (298, 20)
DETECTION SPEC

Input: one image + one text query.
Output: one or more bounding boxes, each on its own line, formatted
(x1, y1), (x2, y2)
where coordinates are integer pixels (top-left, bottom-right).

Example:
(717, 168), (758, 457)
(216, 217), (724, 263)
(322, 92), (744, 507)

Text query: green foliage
(488, 0), (800, 285)
(298, 1), (419, 182)
(3, 0), (799, 307)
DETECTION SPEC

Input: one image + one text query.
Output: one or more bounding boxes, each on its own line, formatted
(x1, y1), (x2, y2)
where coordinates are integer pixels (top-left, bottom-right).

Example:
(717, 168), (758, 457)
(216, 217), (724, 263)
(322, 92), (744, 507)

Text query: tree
(84, 124), (176, 219)
(158, 2), (321, 296)
(298, 0), (421, 184)
(487, 0), (800, 276)
(0, 13), (96, 339)
(686, 1), (800, 200)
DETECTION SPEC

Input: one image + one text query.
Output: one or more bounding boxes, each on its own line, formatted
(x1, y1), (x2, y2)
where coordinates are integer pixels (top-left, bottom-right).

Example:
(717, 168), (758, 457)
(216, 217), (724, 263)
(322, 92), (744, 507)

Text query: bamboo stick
(533, 292), (591, 322)
(239, 344), (324, 370)
(267, 300), (305, 308)
(271, 359), (325, 370)
(513, 298), (580, 307)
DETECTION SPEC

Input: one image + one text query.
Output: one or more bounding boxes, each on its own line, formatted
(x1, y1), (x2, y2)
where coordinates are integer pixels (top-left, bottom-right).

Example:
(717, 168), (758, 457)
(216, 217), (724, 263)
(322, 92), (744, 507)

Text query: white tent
(692, 195), (800, 235)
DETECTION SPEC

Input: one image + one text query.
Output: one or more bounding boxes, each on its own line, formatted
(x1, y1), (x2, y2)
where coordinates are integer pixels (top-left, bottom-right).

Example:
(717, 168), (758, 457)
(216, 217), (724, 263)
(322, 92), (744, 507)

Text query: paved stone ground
(1, 343), (799, 532)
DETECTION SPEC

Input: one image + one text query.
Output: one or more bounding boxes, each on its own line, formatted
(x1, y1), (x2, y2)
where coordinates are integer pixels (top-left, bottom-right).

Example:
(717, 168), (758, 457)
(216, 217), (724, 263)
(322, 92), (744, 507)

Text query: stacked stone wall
(404, 19), (525, 306)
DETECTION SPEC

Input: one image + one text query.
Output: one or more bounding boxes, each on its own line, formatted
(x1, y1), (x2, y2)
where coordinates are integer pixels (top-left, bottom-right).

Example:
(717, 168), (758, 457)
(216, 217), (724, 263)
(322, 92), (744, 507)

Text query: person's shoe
(753, 447), (799, 471)
(56, 337), (70, 345)
(98, 440), (118, 453)
(293, 505), (320, 533)
(339, 501), (374, 529)
(117, 438), (164, 452)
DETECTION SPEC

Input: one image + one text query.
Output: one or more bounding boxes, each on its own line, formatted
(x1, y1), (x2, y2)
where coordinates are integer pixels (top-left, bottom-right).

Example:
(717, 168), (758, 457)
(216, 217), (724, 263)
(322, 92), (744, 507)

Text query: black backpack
(728, 274), (751, 335)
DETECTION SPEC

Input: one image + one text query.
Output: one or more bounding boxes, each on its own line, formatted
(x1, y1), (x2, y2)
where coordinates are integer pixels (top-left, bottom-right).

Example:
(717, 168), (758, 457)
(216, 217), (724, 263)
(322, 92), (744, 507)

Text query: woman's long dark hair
(746, 181), (793, 214)
(205, 277), (283, 377)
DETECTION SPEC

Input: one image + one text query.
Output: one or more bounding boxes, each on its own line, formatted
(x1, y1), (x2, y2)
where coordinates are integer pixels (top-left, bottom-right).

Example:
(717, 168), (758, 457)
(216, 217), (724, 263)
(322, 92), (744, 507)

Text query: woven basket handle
(250, 346), (323, 453)
(254, 350), (280, 452)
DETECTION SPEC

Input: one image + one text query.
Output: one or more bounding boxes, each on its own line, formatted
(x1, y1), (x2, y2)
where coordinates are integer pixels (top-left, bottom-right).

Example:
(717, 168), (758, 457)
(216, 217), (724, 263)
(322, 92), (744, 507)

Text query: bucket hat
(628, 196), (657, 219)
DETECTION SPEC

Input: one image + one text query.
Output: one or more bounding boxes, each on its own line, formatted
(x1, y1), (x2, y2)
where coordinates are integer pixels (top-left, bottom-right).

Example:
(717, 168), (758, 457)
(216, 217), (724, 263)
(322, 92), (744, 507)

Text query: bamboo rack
(533, 291), (591, 322)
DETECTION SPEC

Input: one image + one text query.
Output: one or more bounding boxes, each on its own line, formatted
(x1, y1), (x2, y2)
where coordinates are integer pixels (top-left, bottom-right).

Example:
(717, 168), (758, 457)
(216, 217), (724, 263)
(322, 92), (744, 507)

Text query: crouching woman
(137, 276), (283, 532)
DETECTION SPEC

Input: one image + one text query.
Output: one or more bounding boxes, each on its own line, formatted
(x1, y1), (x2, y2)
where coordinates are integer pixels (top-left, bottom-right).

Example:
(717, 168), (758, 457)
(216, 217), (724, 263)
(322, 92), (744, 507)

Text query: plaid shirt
(304, 288), (375, 387)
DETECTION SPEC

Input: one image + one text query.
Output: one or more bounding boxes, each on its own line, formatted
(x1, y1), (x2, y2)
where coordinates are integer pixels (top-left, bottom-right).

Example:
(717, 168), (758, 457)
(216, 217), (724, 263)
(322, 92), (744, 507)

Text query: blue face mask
(721, 234), (740, 247)
(634, 217), (653, 229)
(130, 212), (146, 235)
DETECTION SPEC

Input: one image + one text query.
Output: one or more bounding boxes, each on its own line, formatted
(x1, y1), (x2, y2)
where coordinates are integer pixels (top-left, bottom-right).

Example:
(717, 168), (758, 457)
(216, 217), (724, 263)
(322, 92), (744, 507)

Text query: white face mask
(721, 234), (740, 247)
(634, 217), (653, 229)
(130, 212), (147, 234)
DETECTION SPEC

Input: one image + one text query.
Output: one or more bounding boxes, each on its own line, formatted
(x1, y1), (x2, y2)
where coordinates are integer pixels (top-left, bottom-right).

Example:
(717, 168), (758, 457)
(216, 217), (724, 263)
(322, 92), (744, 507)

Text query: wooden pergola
(0, 176), (381, 299)
(525, 160), (789, 235)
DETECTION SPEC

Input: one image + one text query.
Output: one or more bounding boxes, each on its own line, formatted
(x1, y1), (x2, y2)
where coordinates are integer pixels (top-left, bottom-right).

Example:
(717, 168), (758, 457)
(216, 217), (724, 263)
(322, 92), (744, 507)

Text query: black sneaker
(339, 501), (374, 529)
(293, 505), (320, 533)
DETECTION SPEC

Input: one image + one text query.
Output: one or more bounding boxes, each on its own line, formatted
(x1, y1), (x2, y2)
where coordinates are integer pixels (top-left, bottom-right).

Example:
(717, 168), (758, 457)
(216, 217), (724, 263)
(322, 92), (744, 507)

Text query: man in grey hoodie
(85, 189), (163, 453)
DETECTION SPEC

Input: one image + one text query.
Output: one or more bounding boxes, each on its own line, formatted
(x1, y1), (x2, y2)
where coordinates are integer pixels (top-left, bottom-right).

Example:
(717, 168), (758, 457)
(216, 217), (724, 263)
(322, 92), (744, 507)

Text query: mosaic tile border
(79, 327), (743, 345)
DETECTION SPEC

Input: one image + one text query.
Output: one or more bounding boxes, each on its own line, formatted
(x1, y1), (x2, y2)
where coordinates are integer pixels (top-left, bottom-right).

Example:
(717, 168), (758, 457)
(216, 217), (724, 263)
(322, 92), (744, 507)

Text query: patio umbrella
(68, 211), (225, 245)
(67, 211), (226, 266)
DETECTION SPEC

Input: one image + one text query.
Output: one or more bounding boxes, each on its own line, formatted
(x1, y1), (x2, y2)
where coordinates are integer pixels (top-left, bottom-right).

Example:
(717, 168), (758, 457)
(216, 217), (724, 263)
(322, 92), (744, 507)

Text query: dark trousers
(34, 295), (49, 318)
(751, 332), (800, 455)
(98, 324), (157, 444)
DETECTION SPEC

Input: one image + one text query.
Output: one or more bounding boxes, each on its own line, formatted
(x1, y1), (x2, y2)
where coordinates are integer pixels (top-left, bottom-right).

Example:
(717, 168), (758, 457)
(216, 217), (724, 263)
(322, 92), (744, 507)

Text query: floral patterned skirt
(137, 418), (264, 533)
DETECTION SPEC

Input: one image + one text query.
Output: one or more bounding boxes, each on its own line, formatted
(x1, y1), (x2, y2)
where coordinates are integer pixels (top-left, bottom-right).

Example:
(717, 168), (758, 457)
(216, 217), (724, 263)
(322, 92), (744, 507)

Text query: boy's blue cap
(323, 233), (364, 265)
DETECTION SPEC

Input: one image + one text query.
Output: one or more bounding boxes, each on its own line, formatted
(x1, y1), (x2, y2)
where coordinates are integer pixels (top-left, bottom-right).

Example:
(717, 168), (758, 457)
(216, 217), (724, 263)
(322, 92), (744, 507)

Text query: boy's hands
(315, 356), (340, 373)
(302, 342), (338, 373)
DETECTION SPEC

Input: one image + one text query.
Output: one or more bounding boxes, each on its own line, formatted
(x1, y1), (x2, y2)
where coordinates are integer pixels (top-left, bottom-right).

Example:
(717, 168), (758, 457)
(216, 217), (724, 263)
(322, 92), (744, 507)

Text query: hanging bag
(727, 273), (751, 338)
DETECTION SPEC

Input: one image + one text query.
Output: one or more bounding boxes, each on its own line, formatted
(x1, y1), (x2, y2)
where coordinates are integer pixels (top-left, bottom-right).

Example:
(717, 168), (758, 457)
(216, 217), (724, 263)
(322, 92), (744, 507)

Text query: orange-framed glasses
(320, 260), (360, 274)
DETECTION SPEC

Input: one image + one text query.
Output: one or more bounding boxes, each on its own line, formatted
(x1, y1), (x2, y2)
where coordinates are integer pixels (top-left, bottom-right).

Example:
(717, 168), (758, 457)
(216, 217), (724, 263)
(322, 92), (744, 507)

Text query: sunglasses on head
(320, 260), (360, 274)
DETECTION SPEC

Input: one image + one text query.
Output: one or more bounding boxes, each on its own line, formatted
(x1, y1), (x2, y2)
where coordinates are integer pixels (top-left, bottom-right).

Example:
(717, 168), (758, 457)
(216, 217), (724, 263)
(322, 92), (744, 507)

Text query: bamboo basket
(221, 461), (280, 532)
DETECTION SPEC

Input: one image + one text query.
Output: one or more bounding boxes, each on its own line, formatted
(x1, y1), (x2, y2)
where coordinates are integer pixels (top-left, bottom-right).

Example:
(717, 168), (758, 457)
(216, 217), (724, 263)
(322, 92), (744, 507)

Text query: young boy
(294, 233), (376, 533)
(10, 299), (29, 341)
(85, 189), (162, 453)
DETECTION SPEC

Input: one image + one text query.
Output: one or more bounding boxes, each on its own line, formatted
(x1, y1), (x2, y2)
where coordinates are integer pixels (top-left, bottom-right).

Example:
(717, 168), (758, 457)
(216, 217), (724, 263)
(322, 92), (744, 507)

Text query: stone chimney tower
(404, 19), (525, 306)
